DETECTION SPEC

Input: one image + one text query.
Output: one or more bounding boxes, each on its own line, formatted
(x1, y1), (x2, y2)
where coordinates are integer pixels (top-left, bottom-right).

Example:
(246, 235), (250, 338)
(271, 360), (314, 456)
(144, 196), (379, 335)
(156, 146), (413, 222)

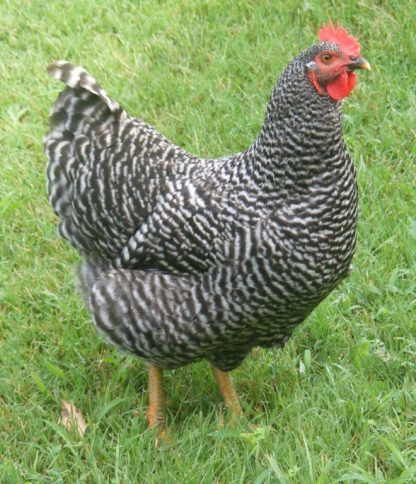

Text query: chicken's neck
(232, 63), (352, 200)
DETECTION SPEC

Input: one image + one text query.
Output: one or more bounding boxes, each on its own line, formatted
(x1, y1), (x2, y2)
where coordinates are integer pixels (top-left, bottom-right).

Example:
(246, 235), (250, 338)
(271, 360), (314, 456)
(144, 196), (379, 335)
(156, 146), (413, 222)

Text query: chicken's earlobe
(307, 70), (324, 96)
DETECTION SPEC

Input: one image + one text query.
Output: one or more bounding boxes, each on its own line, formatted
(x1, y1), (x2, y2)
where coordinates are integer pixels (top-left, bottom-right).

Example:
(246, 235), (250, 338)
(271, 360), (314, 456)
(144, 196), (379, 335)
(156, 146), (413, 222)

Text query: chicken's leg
(147, 366), (165, 428)
(210, 365), (242, 418)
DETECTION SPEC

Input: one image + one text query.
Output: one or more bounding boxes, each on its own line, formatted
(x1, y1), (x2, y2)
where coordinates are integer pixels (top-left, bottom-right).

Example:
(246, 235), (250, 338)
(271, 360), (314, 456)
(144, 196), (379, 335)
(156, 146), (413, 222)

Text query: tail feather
(47, 60), (119, 112)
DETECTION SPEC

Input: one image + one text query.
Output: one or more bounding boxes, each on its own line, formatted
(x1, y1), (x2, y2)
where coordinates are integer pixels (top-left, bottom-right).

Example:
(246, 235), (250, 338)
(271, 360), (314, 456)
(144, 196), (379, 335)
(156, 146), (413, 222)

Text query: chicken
(45, 22), (370, 429)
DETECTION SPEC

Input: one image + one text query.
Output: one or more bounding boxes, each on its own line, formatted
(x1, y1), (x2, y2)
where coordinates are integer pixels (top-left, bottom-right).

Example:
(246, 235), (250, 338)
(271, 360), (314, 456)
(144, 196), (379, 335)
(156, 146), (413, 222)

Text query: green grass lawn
(1, 0), (415, 482)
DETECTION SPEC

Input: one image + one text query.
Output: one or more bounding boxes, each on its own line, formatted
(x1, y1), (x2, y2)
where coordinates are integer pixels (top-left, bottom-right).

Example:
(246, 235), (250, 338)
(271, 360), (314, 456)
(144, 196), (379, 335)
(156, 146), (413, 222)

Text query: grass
(0, 0), (415, 482)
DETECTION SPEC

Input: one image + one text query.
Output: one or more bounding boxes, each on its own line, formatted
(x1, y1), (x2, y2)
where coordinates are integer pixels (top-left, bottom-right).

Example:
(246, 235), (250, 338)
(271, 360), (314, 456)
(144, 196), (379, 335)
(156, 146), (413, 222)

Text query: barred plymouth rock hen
(45, 22), (370, 428)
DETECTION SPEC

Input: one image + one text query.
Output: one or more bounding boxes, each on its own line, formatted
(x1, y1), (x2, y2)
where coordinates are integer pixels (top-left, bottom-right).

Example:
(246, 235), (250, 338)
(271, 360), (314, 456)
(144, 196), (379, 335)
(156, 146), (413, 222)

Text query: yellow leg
(147, 366), (165, 428)
(210, 365), (242, 418)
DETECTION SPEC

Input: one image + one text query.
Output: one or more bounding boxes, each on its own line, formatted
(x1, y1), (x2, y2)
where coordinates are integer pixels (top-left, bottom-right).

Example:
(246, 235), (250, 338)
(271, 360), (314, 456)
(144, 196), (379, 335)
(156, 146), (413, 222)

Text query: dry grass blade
(59, 400), (87, 437)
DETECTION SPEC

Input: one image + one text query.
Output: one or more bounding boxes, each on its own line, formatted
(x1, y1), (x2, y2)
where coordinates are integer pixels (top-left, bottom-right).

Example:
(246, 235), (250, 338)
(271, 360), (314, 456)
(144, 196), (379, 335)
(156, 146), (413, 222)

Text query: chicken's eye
(321, 54), (334, 64)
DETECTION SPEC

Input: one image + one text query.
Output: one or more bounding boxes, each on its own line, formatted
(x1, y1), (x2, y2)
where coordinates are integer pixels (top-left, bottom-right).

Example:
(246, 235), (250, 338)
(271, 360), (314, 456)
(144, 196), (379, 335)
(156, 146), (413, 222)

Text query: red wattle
(348, 72), (357, 92)
(326, 71), (356, 101)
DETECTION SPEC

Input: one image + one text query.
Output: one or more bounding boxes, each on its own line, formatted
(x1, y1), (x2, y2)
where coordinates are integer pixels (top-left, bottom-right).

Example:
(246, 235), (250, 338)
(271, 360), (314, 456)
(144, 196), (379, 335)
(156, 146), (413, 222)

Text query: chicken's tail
(44, 61), (122, 232)
(46, 60), (119, 112)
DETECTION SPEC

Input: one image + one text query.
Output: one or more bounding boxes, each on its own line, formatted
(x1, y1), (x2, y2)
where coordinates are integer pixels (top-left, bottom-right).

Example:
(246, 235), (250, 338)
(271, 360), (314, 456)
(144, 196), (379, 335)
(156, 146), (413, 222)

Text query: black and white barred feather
(45, 43), (358, 371)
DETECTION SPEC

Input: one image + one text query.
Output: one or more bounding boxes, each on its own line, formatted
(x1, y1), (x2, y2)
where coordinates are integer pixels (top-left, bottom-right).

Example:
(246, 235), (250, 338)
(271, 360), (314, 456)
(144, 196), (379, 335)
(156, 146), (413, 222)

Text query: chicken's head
(306, 21), (370, 101)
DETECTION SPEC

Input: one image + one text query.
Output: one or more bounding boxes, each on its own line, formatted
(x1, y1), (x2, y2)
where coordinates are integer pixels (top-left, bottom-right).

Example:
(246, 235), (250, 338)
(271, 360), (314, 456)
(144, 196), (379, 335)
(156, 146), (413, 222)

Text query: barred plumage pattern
(45, 43), (358, 371)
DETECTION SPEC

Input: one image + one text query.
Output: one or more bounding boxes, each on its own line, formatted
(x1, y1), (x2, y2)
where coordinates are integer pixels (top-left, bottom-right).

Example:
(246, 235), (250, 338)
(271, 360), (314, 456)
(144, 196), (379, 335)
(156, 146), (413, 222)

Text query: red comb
(319, 21), (360, 57)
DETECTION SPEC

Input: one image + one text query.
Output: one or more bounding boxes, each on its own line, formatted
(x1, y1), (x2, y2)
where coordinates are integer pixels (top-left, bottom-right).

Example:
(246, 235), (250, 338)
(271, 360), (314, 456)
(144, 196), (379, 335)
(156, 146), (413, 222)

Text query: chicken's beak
(348, 57), (371, 71)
